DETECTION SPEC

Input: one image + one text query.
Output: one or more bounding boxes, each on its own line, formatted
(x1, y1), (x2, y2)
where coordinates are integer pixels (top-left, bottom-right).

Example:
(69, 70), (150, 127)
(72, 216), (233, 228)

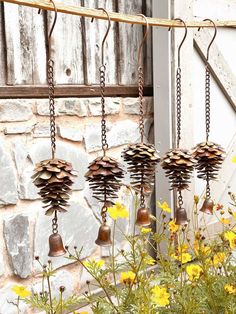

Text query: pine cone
(32, 159), (77, 215)
(85, 156), (124, 203)
(192, 141), (225, 181)
(161, 148), (196, 191)
(122, 143), (161, 193)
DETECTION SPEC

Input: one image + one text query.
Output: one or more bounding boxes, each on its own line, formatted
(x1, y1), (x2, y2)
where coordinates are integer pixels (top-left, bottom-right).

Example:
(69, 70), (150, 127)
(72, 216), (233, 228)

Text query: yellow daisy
(157, 201), (171, 213)
(151, 286), (170, 307)
(120, 271), (136, 285)
(186, 264), (203, 281)
(12, 285), (31, 298)
(107, 202), (129, 220)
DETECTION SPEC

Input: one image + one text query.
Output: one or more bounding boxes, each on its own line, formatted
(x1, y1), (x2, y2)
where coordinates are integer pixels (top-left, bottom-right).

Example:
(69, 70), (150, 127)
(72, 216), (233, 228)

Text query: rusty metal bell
(95, 224), (112, 246)
(48, 233), (66, 257)
(200, 198), (214, 215)
(175, 207), (188, 225)
(136, 207), (151, 226)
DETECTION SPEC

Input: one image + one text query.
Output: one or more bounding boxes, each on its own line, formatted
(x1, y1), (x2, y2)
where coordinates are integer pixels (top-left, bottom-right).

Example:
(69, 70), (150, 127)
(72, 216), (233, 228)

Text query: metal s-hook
(48, 0), (57, 59)
(173, 18), (188, 68)
(91, 8), (111, 66)
(198, 19), (217, 61)
(38, 0), (58, 58)
(137, 14), (149, 67)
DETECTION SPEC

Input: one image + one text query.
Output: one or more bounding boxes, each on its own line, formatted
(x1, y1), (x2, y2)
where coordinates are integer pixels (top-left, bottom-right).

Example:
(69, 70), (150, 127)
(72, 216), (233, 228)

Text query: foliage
(13, 188), (236, 314)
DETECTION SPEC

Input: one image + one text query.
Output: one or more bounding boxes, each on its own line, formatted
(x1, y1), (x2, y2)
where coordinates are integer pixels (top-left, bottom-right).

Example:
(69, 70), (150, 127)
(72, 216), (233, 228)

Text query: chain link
(47, 59), (56, 159)
(176, 67), (182, 148)
(138, 65), (145, 143)
(178, 191), (183, 208)
(206, 171), (211, 199)
(52, 211), (58, 234)
(205, 66), (211, 142)
(99, 65), (108, 155)
(101, 206), (107, 224)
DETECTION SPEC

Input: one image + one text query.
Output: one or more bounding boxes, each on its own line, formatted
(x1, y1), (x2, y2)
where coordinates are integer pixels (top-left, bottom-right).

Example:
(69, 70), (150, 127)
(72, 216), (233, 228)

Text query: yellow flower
(157, 201), (171, 213)
(144, 255), (156, 265)
(224, 230), (236, 249)
(178, 243), (189, 253)
(213, 252), (225, 267)
(107, 202), (129, 220)
(221, 217), (231, 224)
(232, 156), (236, 164)
(169, 219), (179, 233)
(79, 312), (89, 314)
(151, 286), (170, 307)
(186, 264), (203, 281)
(232, 212), (236, 219)
(141, 227), (152, 234)
(173, 252), (192, 264)
(225, 284), (236, 294)
(120, 271), (136, 285)
(12, 285), (31, 298)
(193, 241), (211, 256)
(83, 259), (104, 269)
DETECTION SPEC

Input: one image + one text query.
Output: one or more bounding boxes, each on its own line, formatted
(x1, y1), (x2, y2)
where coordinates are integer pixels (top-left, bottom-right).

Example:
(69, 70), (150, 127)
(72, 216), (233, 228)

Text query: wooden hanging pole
(1, 0), (236, 28)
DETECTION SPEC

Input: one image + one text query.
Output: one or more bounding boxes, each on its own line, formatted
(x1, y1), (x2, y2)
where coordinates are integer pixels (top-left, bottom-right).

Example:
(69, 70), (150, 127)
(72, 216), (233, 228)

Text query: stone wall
(0, 96), (153, 313)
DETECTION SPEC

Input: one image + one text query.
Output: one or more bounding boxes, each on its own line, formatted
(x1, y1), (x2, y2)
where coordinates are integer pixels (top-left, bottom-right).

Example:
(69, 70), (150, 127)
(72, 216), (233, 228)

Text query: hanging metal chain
(52, 210), (58, 234)
(178, 191), (183, 208)
(206, 171), (211, 199)
(138, 65), (145, 143)
(205, 65), (211, 142)
(176, 67), (182, 148)
(47, 58), (56, 159)
(101, 206), (107, 224)
(100, 65), (108, 155)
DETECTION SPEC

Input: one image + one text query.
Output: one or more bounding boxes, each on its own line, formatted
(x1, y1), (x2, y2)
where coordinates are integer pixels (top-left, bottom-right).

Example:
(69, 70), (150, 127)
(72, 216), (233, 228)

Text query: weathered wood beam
(194, 29), (236, 113)
(0, 85), (153, 98)
(1, 0), (236, 28)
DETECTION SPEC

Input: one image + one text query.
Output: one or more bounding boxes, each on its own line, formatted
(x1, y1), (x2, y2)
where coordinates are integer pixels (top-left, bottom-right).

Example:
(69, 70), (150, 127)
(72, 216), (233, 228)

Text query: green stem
(111, 220), (120, 306)
(17, 296), (20, 314)
(60, 291), (63, 314)
(77, 258), (119, 313)
(47, 274), (54, 314)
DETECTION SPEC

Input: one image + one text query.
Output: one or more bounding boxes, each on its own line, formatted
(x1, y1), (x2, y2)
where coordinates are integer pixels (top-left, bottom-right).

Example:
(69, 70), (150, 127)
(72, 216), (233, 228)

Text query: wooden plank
(48, 0), (84, 84)
(194, 29), (236, 113)
(152, 0), (173, 213)
(0, 85), (153, 98)
(0, 3), (6, 84)
(3, 3), (46, 84)
(83, 0), (117, 85)
(194, 0), (236, 20)
(1, 0), (236, 28)
(172, 0), (195, 214)
(117, 0), (143, 85)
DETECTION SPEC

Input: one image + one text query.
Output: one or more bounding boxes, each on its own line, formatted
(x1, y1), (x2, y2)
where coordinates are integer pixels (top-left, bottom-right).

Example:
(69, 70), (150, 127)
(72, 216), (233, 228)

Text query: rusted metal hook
(198, 19), (217, 61)
(91, 8), (111, 66)
(38, 0), (58, 58)
(137, 14), (149, 67)
(169, 18), (187, 68)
